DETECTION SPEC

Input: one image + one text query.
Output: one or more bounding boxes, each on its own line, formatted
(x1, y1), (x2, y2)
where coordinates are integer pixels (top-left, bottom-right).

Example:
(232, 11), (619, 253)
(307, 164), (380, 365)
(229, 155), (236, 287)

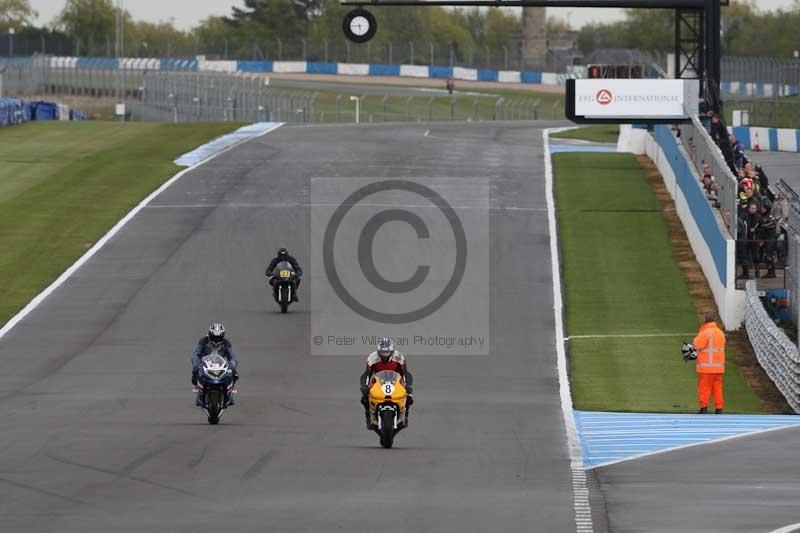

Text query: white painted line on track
(585, 424), (800, 470)
(0, 122), (285, 340)
(767, 523), (800, 533)
(566, 333), (696, 340)
(545, 127), (594, 533)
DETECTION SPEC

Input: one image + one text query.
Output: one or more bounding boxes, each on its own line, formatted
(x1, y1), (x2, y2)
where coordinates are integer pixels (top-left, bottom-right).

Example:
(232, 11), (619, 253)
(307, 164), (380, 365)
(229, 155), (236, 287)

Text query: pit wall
(622, 124), (745, 329)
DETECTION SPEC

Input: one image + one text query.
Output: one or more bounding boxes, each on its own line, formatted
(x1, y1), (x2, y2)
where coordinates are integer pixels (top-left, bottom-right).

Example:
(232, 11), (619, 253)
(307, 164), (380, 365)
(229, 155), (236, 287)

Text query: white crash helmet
(208, 322), (226, 347)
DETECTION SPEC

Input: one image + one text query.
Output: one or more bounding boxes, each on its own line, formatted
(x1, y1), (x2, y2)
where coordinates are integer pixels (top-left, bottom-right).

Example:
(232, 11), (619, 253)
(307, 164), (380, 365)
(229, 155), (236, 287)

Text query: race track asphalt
(749, 150), (800, 192)
(593, 425), (800, 533)
(0, 121), (578, 532)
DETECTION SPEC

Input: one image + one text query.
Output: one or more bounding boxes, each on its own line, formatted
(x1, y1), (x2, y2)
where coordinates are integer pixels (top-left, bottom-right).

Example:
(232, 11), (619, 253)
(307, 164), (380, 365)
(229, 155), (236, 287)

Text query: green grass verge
(0, 121), (242, 325)
(554, 152), (763, 413)
(551, 125), (620, 143)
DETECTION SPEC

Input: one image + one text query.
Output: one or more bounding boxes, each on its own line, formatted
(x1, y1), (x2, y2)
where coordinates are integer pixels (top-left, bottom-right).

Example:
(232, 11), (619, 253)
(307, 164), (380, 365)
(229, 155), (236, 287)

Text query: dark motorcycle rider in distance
(191, 322), (239, 406)
(360, 337), (414, 429)
(266, 247), (303, 302)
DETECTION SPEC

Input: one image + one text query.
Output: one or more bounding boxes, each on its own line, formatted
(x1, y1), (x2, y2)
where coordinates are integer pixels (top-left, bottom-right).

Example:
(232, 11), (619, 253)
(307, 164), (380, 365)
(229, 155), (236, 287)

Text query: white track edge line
(567, 333), (696, 340)
(0, 122), (284, 340)
(584, 423), (800, 470)
(767, 522), (800, 533)
(544, 127), (594, 533)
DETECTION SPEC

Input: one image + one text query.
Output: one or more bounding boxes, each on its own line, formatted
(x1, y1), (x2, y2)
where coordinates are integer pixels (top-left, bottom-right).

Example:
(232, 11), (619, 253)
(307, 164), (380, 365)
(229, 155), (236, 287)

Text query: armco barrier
(745, 280), (800, 412)
(629, 124), (743, 329)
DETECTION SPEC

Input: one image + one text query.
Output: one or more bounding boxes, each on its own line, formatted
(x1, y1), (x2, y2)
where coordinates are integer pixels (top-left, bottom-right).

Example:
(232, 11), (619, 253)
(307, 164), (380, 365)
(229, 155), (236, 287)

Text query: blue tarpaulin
(0, 98), (25, 127)
(0, 98), (87, 129)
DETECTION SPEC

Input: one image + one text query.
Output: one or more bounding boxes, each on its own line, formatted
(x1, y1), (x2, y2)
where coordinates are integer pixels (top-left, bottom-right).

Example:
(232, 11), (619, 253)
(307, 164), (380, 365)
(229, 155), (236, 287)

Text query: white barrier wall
(272, 61), (307, 73)
(338, 63), (369, 76)
(453, 67), (477, 81)
(199, 59), (237, 72)
(541, 72), (559, 85)
(498, 70), (521, 83)
(625, 125), (745, 329)
(400, 65), (429, 78)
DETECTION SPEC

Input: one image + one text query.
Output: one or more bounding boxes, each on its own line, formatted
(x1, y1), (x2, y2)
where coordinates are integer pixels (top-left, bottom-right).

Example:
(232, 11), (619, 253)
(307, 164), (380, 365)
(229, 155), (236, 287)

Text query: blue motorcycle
(196, 351), (236, 424)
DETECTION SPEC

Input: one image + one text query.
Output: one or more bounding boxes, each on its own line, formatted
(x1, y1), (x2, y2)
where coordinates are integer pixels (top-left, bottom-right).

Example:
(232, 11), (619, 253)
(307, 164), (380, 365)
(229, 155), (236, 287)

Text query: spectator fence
(677, 116), (739, 238)
(745, 279), (800, 413)
(0, 56), (551, 123)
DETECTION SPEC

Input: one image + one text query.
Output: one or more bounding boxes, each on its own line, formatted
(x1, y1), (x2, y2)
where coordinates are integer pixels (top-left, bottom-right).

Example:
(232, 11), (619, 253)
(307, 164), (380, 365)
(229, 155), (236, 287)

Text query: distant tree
(128, 20), (193, 58)
(0, 0), (36, 31)
(57, 0), (125, 55)
(228, 0), (320, 25)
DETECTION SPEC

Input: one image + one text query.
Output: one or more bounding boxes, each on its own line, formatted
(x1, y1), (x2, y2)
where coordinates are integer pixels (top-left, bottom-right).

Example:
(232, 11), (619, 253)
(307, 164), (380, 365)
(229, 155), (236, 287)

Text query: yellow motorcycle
(367, 370), (409, 448)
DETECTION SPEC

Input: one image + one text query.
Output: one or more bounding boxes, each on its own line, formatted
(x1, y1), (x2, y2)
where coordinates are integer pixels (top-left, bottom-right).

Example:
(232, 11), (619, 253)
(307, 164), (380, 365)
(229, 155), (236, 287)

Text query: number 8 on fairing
(384, 383), (394, 395)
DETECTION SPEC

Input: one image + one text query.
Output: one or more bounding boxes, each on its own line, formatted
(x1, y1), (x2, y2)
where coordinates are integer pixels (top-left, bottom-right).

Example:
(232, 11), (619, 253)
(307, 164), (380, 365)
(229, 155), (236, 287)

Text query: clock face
(343, 8), (376, 43)
(350, 15), (370, 37)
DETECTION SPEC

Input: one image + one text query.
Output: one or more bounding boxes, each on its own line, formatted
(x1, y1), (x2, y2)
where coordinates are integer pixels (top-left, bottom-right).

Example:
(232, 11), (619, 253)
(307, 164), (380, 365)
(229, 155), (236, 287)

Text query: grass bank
(554, 151), (763, 413)
(0, 121), (241, 326)
(551, 125), (619, 143)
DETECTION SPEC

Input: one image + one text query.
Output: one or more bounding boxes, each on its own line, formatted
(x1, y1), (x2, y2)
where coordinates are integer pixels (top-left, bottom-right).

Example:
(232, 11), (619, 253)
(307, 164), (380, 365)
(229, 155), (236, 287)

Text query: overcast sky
(29, 0), (799, 30)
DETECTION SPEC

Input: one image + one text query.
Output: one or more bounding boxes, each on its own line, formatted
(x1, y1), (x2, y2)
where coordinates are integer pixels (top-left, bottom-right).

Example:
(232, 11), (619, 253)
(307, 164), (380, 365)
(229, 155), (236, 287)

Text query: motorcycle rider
(266, 247), (303, 302)
(359, 338), (414, 429)
(191, 322), (239, 406)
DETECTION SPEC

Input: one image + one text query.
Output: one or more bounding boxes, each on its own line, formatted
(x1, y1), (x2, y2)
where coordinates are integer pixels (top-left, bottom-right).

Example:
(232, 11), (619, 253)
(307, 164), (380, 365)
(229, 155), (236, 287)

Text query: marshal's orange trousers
(697, 373), (724, 409)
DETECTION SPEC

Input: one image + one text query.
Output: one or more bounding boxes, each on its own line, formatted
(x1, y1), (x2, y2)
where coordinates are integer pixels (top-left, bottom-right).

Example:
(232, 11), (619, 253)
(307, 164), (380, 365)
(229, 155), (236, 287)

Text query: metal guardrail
(745, 280), (800, 413)
(776, 179), (800, 337)
(678, 116), (739, 238)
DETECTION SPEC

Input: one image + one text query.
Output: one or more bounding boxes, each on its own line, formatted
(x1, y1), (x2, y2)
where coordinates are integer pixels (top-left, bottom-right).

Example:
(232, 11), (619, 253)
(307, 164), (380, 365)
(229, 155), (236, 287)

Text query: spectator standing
(730, 135), (745, 169)
(709, 113), (728, 144)
(692, 314), (726, 414)
(757, 202), (778, 278)
(739, 202), (761, 279)
(737, 216), (752, 279)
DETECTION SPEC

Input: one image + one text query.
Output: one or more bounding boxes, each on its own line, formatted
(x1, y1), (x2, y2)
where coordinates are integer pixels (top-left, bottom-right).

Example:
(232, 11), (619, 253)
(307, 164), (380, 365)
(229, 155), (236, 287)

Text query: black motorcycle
(271, 260), (298, 313)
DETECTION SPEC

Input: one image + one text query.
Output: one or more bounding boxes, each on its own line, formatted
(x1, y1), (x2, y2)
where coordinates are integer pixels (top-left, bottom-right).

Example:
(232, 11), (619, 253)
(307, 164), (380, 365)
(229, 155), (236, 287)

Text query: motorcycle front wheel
(206, 389), (223, 425)
(379, 410), (395, 448)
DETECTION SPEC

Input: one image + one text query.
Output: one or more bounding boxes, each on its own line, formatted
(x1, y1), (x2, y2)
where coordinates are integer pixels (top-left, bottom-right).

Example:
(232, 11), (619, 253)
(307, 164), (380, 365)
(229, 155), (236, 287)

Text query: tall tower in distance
(522, 7), (547, 71)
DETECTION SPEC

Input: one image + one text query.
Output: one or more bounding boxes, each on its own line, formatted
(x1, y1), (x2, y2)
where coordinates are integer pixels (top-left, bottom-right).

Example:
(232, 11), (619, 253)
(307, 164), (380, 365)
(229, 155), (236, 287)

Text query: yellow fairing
(368, 370), (407, 416)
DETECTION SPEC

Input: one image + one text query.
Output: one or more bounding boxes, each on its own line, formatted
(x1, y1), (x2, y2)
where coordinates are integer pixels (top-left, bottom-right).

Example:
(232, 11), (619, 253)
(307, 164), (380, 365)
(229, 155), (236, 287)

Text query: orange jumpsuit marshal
(693, 314), (726, 414)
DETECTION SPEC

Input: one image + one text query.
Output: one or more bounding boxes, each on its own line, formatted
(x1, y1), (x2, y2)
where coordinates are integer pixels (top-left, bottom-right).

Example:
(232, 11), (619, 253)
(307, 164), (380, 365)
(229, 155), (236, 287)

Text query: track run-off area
(2, 121), (800, 532)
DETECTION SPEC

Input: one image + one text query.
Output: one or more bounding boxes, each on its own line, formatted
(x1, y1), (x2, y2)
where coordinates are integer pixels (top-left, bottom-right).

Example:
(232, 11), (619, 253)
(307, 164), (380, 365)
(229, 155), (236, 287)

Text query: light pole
(350, 95), (360, 123)
(8, 28), (15, 58)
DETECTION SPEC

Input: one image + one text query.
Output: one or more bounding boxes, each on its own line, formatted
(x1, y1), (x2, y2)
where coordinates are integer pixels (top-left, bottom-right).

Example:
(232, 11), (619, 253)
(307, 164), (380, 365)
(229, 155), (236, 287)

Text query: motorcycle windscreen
(373, 370), (400, 385)
(202, 353), (229, 378)
(273, 260), (295, 279)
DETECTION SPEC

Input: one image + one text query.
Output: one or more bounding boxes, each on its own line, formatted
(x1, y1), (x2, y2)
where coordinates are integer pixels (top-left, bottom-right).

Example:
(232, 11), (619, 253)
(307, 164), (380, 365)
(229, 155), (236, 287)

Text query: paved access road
(749, 150), (800, 192)
(0, 121), (577, 532)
